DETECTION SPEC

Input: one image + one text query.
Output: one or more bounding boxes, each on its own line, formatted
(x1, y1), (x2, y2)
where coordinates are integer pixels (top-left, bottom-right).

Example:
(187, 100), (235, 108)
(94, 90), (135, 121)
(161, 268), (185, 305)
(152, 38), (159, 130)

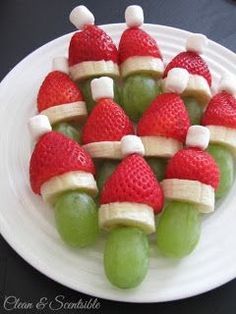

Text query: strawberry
(137, 93), (190, 142)
(30, 132), (95, 194)
(163, 51), (212, 86)
(100, 154), (164, 213)
(166, 147), (219, 189)
(37, 71), (83, 112)
(202, 91), (236, 128)
(68, 25), (118, 67)
(118, 27), (162, 64)
(82, 98), (134, 144)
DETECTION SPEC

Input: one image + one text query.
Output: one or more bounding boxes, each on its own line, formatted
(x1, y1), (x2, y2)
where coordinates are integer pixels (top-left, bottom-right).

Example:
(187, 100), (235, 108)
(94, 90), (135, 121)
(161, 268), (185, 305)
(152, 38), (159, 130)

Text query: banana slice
(41, 101), (87, 125)
(69, 60), (119, 81)
(162, 74), (212, 105)
(161, 178), (215, 213)
(41, 171), (98, 204)
(99, 202), (155, 234)
(207, 125), (236, 154)
(83, 141), (122, 159)
(120, 56), (164, 78)
(140, 136), (183, 158)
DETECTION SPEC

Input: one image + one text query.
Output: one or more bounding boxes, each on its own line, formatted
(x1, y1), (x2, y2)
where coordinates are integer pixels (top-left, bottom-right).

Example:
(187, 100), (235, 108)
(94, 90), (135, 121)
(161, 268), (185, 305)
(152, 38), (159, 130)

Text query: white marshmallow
(121, 135), (145, 157)
(125, 5), (144, 28)
(69, 5), (95, 30)
(91, 77), (114, 101)
(52, 57), (69, 75)
(186, 125), (210, 150)
(28, 115), (52, 141)
(218, 73), (236, 96)
(165, 68), (190, 94)
(186, 33), (208, 54)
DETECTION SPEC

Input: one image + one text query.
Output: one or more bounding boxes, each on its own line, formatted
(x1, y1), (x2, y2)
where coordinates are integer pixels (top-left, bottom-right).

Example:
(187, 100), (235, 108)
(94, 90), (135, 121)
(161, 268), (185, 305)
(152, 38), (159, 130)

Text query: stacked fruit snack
(118, 5), (164, 121)
(162, 33), (212, 124)
(82, 77), (134, 191)
(158, 125), (220, 257)
(137, 91), (190, 180)
(28, 116), (99, 247)
(37, 57), (86, 142)
(99, 136), (163, 288)
(68, 5), (120, 111)
(202, 74), (236, 198)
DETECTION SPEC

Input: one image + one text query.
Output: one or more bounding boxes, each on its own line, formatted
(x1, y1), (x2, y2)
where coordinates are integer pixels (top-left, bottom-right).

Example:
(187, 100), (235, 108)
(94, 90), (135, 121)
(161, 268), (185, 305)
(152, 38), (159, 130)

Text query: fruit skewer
(37, 58), (86, 142)
(99, 137), (164, 288)
(118, 5), (164, 121)
(137, 90), (190, 180)
(202, 74), (236, 198)
(158, 125), (220, 257)
(162, 33), (212, 124)
(68, 5), (120, 112)
(82, 77), (134, 191)
(28, 118), (99, 247)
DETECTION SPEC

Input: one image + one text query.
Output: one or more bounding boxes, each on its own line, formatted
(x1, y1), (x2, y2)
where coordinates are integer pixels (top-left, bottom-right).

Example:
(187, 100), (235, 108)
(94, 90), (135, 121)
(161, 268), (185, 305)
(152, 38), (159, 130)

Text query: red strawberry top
(30, 132), (95, 194)
(37, 71), (83, 112)
(118, 27), (162, 64)
(137, 93), (190, 142)
(166, 147), (220, 189)
(163, 51), (212, 86)
(202, 91), (236, 128)
(82, 98), (134, 144)
(68, 25), (118, 67)
(100, 154), (164, 213)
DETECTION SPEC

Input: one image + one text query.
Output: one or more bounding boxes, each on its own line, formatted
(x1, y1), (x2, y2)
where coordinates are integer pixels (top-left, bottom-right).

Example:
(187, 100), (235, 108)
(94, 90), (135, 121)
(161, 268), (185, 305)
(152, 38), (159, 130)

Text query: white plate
(0, 23), (236, 303)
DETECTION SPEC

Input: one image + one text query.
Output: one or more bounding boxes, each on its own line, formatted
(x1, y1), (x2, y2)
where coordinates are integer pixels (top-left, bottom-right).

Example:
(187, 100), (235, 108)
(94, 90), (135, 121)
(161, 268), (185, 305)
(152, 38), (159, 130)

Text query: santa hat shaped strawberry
(68, 5), (119, 82)
(202, 74), (236, 153)
(118, 5), (164, 78)
(82, 77), (134, 159)
(137, 93), (190, 158)
(161, 125), (220, 213)
(37, 57), (87, 125)
(162, 34), (212, 105)
(99, 155), (164, 235)
(28, 121), (97, 204)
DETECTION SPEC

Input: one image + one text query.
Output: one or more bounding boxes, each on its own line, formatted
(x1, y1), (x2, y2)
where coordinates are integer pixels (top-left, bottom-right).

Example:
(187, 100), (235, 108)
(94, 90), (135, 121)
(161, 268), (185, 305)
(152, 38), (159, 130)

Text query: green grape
(97, 160), (119, 191)
(157, 201), (200, 258)
(53, 122), (81, 143)
(146, 157), (167, 181)
(104, 227), (149, 289)
(182, 97), (203, 125)
(78, 78), (121, 112)
(122, 74), (161, 121)
(207, 143), (234, 198)
(54, 192), (99, 247)
(78, 79), (94, 112)
(114, 81), (123, 107)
